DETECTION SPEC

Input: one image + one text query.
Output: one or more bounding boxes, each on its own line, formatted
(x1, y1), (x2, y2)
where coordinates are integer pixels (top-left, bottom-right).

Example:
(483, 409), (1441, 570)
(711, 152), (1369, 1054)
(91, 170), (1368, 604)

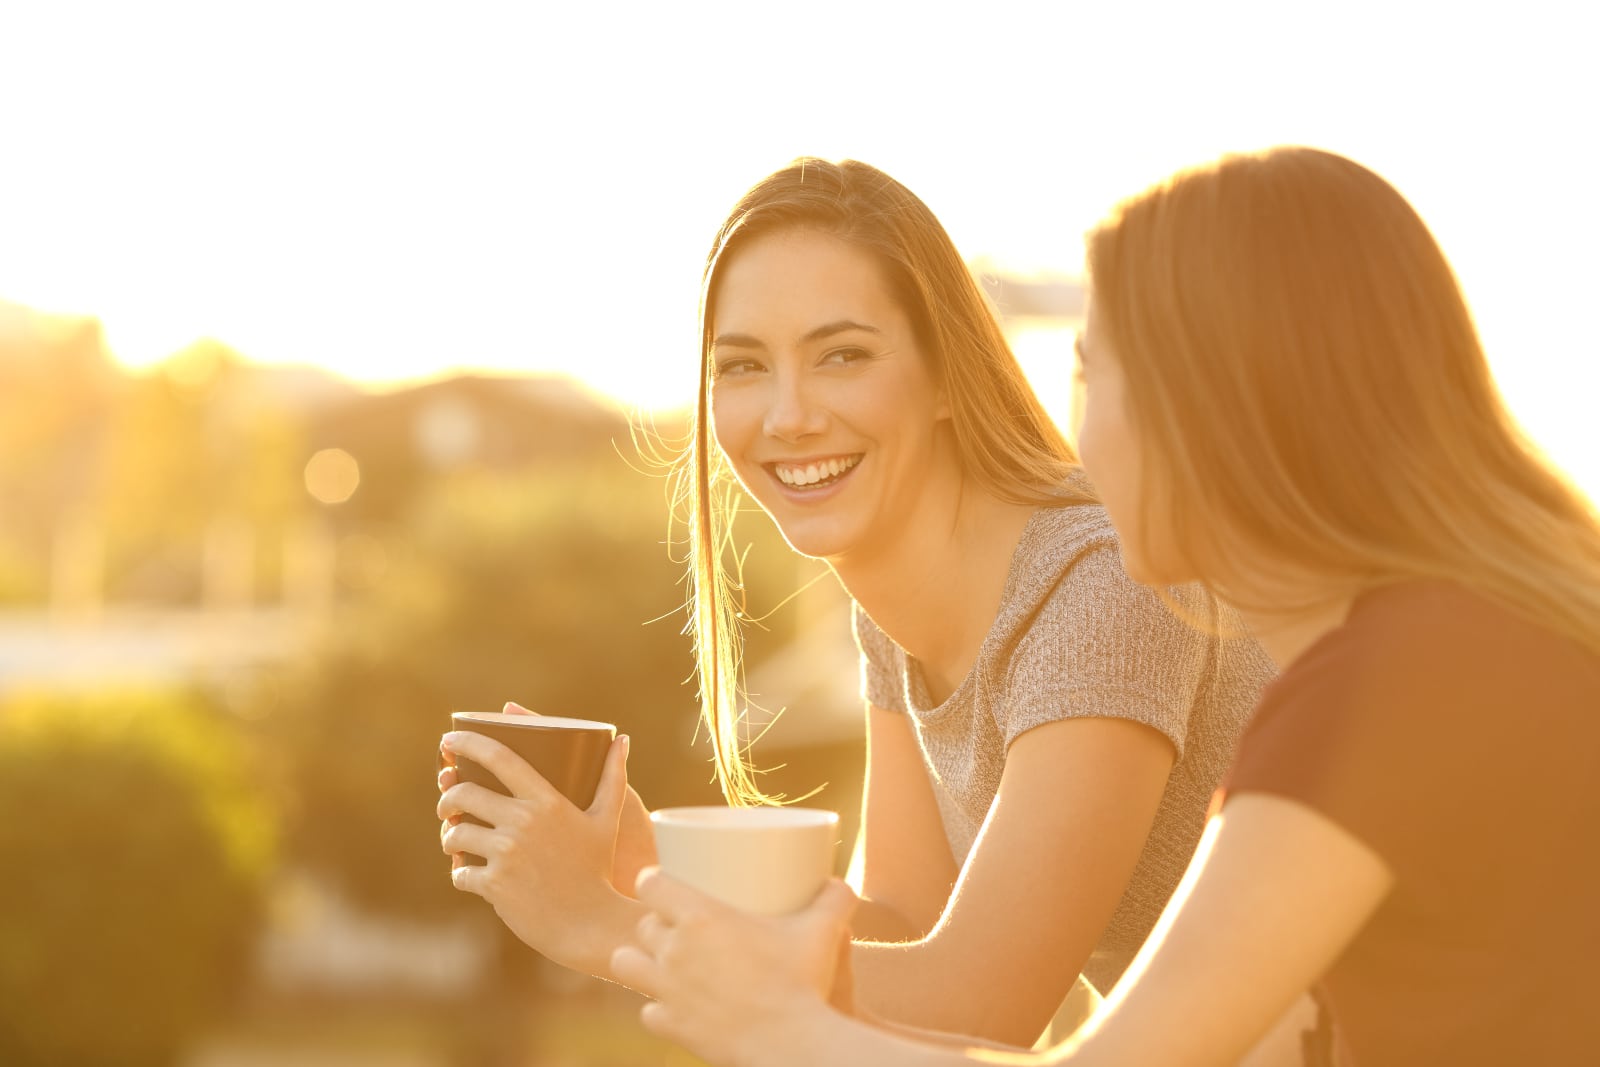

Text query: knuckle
(485, 834), (516, 862)
(504, 805), (537, 836)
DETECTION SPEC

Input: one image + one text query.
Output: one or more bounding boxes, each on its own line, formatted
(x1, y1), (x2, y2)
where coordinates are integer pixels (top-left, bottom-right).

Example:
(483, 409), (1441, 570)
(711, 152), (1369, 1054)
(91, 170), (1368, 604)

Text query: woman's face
(707, 228), (951, 562)
(1074, 299), (1183, 587)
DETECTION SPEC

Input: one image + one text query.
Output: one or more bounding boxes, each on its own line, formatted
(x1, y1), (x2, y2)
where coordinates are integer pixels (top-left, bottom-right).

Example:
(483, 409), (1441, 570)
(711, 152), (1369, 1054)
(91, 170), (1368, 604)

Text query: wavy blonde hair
(676, 158), (1089, 804)
(1085, 146), (1600, 656)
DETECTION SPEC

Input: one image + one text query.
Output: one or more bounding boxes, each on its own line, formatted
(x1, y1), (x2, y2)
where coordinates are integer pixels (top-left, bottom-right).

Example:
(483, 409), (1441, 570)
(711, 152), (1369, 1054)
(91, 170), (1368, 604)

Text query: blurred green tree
(0, 688), (275, 1067)
(264, 454), (751, 926)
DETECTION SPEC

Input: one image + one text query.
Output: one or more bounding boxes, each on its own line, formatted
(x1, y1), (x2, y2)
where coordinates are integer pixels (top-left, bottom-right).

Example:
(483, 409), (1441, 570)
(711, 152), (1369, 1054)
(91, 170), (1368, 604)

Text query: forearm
(759, 1004), (1037, 1067)
(849, 895), (928, 943)
(1040, 800), (1391, 1067)
(859, 1006), (1035, 1055)
(851, 934), (1077, 1048)
(558, 887), (649, 983)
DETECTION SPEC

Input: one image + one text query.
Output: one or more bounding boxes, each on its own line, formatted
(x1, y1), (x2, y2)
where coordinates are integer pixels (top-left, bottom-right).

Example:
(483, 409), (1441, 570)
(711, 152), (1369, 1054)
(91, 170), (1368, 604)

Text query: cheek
(709, 387), (778, 503)
(709, 387), (755, 458)
(1076, 394), (1159, 582)
(1076, 394), (1137, 517)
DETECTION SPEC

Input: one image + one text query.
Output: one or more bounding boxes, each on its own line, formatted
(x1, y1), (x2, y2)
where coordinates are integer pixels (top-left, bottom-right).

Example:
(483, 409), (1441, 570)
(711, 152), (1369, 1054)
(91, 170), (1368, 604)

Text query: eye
(712, 355), (765, 379)
(820, 346), (871, 367)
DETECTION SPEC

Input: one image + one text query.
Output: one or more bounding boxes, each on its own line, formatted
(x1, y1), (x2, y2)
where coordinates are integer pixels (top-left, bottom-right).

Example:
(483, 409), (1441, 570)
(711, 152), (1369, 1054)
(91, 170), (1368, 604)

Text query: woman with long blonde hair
(437, 157), (1273, 1049)
(610, 147), (1600, 1066)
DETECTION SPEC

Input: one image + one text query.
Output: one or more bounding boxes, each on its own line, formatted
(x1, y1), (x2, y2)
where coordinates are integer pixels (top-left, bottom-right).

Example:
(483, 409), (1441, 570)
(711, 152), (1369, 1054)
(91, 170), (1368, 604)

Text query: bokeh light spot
(303, 448), (360, 505)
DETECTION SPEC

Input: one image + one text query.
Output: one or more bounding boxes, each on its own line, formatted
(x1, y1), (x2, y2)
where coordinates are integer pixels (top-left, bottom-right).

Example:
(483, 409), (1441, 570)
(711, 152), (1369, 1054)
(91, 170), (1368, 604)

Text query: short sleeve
(852, 600), (907, 712)
(1221, 583), (1600, 887)
(1000, 545), (1212, 757)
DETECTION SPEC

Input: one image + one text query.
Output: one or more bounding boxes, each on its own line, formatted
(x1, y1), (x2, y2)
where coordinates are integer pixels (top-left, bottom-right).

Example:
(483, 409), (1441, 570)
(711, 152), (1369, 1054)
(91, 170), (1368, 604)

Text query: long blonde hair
(678, 158), (1088, 803)
(1086, 146), (1600, 656)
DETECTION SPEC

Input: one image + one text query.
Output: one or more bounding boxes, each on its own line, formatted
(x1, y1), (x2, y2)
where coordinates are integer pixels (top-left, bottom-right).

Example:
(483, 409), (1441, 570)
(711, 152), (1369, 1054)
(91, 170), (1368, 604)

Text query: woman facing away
(435, 158), (1276, 1049)
(609, 146), (1600, 1066)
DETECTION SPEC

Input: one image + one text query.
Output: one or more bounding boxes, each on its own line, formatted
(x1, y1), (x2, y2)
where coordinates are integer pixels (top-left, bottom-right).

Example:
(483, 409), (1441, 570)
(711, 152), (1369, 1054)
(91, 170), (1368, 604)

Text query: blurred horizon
(4, 0), (1595, 489)
(0, 260), (1087, 415)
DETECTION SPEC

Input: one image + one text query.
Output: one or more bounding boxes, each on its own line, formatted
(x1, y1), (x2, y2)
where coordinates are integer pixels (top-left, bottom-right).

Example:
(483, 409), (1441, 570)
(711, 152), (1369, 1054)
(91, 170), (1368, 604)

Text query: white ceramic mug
(649, 806), (840, 916)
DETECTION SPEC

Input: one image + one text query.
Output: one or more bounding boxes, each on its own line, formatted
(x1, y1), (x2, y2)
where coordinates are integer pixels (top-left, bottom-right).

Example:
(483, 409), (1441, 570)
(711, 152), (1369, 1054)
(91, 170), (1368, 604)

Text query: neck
(832, 486), (1037, 697)
(1237, 594), (1356, 670)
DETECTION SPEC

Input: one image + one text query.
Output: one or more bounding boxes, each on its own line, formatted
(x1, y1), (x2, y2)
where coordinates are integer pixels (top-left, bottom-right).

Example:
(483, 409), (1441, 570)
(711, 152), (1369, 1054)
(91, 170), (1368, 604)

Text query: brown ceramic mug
(447, 711), (616, 865)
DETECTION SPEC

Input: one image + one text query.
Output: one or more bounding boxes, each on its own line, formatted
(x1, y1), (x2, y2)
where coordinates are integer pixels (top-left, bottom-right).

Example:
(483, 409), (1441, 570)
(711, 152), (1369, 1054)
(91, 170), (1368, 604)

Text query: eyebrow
(712, 319), (882, 350)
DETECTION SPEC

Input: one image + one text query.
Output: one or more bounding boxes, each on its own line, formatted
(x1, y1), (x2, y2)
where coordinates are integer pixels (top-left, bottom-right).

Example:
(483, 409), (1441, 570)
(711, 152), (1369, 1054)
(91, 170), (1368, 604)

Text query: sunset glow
(2, 1), (1594, 493)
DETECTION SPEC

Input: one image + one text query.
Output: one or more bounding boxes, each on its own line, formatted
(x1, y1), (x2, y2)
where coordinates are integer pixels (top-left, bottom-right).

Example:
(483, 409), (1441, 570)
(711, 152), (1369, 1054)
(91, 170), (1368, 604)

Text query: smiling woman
(435, 157), (1277, 1053)
(706, 228), (952, 563)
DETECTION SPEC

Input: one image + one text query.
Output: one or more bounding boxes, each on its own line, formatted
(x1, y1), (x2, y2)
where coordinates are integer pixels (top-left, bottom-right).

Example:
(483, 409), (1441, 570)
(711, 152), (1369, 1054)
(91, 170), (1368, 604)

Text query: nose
(762, 370), (828, 442)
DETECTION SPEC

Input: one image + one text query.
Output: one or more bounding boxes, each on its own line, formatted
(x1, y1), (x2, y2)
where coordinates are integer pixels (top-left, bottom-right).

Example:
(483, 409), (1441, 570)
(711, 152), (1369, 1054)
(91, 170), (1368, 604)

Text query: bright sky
(2, 1), (1596, 493)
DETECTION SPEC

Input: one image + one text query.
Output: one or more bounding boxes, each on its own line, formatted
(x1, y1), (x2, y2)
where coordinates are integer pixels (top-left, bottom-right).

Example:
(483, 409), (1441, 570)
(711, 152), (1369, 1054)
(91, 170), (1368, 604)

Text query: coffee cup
(448, 711), (616, 865)
(649, 806), (840, 916)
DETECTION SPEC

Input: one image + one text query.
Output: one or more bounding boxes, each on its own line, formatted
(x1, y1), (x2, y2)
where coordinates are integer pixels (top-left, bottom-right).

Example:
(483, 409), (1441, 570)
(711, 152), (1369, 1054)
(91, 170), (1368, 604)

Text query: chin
(778, 531), (847, 562)
(769, 516), (863, 562)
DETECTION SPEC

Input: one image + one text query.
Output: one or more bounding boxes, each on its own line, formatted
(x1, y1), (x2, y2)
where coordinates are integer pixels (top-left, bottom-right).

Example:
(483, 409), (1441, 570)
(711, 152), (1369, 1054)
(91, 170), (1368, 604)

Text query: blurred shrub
(266, 459), (700, 925)
(0, 689), (275, 1067)
(261, 450), (816, 930)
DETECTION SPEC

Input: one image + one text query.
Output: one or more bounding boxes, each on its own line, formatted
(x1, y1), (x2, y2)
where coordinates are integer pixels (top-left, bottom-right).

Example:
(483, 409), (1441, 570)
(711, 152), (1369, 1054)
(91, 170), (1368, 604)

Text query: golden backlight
(0, 4), (1592, 494)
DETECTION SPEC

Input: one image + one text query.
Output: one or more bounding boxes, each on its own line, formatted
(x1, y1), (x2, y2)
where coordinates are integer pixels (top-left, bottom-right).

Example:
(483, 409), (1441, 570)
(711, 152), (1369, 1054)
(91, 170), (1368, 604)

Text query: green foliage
(264, 456), (741, 924)
(0, 689), (276, 1067)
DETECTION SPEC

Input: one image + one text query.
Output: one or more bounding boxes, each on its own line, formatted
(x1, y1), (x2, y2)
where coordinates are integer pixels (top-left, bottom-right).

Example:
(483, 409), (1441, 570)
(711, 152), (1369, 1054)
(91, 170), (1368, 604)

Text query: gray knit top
(854, 501), (1274, 992)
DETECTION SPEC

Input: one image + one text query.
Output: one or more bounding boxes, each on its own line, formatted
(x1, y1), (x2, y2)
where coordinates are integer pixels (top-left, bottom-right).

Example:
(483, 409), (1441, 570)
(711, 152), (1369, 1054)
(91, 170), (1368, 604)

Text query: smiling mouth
(771, 455), (862, 489)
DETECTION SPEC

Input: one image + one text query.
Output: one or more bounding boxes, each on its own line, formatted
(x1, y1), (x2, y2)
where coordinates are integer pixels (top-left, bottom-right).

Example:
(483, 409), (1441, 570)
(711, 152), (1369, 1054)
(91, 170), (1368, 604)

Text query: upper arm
(1053, 794), (1393, 1067)
(854, 704), (959, 940)
(908, 715), (1176, 1040)
(1003, 546), (1214, 759)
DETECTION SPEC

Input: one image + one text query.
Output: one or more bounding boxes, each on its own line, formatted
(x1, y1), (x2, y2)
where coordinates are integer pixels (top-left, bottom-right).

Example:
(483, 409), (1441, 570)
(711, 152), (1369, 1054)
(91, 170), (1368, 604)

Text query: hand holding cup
(612, 861), (858, 1067)
(436, 706), (634, 974)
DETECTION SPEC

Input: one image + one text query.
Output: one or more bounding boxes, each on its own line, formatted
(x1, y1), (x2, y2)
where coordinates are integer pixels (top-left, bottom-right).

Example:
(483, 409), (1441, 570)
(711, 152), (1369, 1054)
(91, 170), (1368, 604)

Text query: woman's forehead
(711, 230), (906, 335)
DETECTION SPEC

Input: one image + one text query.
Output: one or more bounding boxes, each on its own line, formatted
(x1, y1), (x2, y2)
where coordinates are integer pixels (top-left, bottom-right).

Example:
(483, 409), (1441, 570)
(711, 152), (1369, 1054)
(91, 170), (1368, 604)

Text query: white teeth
(775, 455), (859, 487)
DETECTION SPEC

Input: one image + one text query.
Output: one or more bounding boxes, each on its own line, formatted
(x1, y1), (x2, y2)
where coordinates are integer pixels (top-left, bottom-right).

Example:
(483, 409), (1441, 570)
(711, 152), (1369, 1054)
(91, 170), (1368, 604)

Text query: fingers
(635, 866), (722, 924)
(440, 819), (496, 860)
(450, 860), (488, 897)
(440, 731), (561, 803)
(436, 779), (518, 826)
(809, 878), (859, 928)
(437, 764), (458, 793)
(635, 908), (672, 955)
(610, 944), (661, 999)
(586, 734), (631, 822)
(637, 999), (678, 1043)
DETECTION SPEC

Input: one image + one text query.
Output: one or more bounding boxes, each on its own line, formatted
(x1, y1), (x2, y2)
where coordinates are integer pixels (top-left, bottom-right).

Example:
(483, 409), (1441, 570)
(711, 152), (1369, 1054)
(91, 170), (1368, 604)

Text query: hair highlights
(1086, 146), (1600, 654)
(677, 158), (1087, 803)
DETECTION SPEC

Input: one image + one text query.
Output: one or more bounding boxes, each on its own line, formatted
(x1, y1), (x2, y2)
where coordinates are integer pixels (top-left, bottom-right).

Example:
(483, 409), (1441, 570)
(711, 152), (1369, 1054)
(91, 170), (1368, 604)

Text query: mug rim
(451, 711), (615, 732)
(651, 805), (840, 829)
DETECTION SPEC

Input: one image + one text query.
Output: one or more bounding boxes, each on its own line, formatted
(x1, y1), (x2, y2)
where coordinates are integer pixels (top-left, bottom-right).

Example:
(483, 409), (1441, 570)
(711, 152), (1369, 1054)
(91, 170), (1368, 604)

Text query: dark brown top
(1223, 581), (1600, 1066)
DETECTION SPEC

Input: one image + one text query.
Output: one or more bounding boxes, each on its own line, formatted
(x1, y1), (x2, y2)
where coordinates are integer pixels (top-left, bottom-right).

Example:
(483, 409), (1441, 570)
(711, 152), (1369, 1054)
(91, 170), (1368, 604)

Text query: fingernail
(620, 734), (631, 759)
